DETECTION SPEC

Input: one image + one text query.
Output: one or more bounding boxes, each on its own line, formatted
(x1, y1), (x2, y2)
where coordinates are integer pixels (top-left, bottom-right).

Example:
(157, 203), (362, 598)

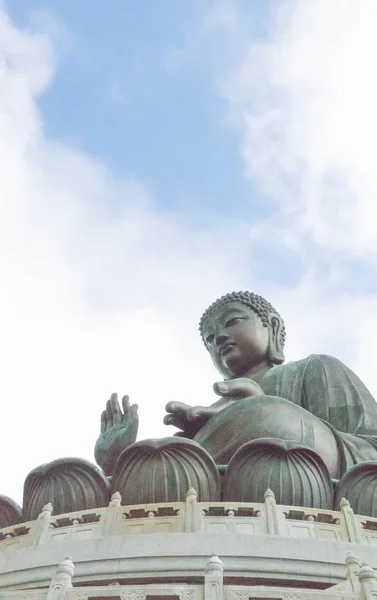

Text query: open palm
(94, 393), (139, 476)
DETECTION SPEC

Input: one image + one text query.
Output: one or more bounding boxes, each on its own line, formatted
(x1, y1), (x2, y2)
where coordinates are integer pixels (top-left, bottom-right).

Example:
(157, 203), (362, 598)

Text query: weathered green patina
(96, 291), (377, 480)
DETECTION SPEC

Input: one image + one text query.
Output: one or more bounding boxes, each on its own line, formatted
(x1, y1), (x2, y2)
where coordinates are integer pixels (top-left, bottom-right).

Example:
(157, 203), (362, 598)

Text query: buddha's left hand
(163, 402), (211, 438)
(213, 378), (264, 399)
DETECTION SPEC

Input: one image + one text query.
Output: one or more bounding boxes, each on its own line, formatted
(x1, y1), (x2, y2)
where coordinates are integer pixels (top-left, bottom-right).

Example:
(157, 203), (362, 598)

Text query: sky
(2, 0), (377, 504)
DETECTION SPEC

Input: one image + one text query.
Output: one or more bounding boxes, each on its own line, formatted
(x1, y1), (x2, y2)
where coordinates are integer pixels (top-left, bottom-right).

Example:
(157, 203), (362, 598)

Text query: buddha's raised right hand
(94, 393), (139, 476)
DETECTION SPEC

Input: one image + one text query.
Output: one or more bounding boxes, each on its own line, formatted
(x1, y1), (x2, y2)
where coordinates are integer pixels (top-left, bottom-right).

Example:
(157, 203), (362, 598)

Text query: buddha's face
(201, 301), (271, 379)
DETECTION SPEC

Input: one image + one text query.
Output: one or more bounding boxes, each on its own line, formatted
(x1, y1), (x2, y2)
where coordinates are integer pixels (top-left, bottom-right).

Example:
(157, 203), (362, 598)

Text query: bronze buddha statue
(95, 291), (377, 480)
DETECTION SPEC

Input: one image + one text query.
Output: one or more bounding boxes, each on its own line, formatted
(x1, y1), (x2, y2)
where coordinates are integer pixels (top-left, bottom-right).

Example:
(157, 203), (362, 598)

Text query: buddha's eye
(205, 333), (215, 346)
(225, 316), (246, 327)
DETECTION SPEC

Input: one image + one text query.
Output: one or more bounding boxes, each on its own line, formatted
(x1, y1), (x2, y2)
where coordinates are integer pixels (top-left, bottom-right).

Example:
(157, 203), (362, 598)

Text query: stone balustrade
(0, 552), (375, 600)
(1, 489), (377, 553)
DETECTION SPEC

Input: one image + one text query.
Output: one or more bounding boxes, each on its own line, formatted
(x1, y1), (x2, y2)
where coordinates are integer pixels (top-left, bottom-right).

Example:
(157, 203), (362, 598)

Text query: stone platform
(1, 490), (377, 598)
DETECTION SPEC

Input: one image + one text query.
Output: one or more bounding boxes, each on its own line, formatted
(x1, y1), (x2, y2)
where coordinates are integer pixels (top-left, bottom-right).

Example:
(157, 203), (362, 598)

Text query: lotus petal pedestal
(23, 457), (110, 520)
(334, 461), (377, 516)
(222, 438), (333, 509)
(0, 495), (22, 528)
(111, 437), (221, 504)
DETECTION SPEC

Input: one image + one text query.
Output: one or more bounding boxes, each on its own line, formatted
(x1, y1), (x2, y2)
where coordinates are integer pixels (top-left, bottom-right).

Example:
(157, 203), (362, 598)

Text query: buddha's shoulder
(261, 354), (352, 393)
(263, 355), (350, 385)
(291, 353), (344, 365)
(286, 353), (350, 373)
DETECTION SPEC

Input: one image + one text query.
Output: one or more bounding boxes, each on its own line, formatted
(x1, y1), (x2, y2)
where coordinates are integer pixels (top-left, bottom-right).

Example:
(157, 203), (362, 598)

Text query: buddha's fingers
(110, 393), (122, 424)
(163, 413), (175, 426)
(100, 410), (107, 433)
(128, 403), (139, 424)
(163, 412), (186, 430)
(122, 395), (130, 420)
(165, 401), (191, 414)
(106, 399), (113, 428)
(164, 402), (193, 431)
(213, 378), (264, 399)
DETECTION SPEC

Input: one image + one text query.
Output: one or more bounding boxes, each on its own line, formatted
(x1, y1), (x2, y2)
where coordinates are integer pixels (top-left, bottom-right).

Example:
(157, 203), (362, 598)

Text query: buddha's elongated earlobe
(267, 314), (285, 365)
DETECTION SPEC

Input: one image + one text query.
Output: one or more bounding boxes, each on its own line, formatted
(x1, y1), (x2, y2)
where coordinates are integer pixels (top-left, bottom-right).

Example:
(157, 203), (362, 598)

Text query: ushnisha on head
(199, 291), (286, 379)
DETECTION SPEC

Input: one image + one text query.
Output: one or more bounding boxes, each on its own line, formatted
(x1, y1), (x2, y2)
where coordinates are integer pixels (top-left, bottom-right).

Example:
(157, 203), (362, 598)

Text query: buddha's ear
(267, 313), (285, 365)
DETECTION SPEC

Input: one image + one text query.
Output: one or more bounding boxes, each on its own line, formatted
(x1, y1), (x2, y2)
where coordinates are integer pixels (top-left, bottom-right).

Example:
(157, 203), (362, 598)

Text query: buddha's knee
(195, 395), (340, 477)
(235, 395), (308, 440)
(231, 395), (340, 477)
(238, 395), (329, 440)
(195, 395), (301, 460)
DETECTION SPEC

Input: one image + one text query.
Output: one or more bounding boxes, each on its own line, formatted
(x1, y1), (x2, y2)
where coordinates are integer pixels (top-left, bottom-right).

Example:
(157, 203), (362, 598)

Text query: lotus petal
(111, 437), (220, 504)
(23, 457), (110, 520)
(223, 438), (333, 509)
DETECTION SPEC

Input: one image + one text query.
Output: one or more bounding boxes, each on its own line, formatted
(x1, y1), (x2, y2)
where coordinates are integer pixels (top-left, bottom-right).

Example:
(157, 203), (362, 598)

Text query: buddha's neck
(241, 360), (273, 383)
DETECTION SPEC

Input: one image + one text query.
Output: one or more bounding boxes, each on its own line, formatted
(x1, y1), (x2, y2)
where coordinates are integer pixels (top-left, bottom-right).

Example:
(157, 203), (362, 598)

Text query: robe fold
(194, 354), (377, 473)
(260, 354), (377, 472)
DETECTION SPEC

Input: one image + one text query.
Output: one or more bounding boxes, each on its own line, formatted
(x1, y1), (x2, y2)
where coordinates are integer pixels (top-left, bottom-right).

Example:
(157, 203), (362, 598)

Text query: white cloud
(4, 1), (377, 507)
(219, 0), (377, 383)
(217, 0), (377, 255)
(0, 8), (255, 503)
(179, 1), (377, 401)
(231, 1), (377, 383)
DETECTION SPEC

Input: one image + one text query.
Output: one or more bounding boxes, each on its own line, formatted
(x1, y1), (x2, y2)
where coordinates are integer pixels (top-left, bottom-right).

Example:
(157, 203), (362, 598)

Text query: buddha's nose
(214, 326), (229, 347)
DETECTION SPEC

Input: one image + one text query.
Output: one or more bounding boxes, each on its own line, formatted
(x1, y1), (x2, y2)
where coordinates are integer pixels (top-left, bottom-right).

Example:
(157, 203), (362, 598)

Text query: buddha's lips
(219, 342), (236, 356)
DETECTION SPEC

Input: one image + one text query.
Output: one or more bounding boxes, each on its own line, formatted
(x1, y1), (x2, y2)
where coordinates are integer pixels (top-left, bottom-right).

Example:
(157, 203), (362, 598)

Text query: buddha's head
(199, 291), (286, 379)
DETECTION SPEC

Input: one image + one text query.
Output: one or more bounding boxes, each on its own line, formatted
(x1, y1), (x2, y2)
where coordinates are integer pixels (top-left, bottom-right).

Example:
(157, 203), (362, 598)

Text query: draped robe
(194, 354), (377, 474)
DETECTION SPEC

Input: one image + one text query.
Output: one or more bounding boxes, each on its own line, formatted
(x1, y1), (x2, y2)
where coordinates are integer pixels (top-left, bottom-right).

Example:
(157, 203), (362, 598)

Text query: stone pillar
(32, 502), (53, 546)
(46, 557), (74, 600)
(264, 489), (282, 535)
(340, 497), (362, 543)
(205, 555), (223, 600)
(345, 551), (360, 593)
(102, 491), (122, 536)
(359, 564), (377, 600)
(184, 487), (201, 532)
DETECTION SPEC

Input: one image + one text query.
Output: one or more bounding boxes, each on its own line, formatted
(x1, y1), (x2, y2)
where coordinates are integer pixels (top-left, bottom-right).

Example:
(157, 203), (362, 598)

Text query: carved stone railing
(1, 553), (375, 600)
(1, 489), (377, 553)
